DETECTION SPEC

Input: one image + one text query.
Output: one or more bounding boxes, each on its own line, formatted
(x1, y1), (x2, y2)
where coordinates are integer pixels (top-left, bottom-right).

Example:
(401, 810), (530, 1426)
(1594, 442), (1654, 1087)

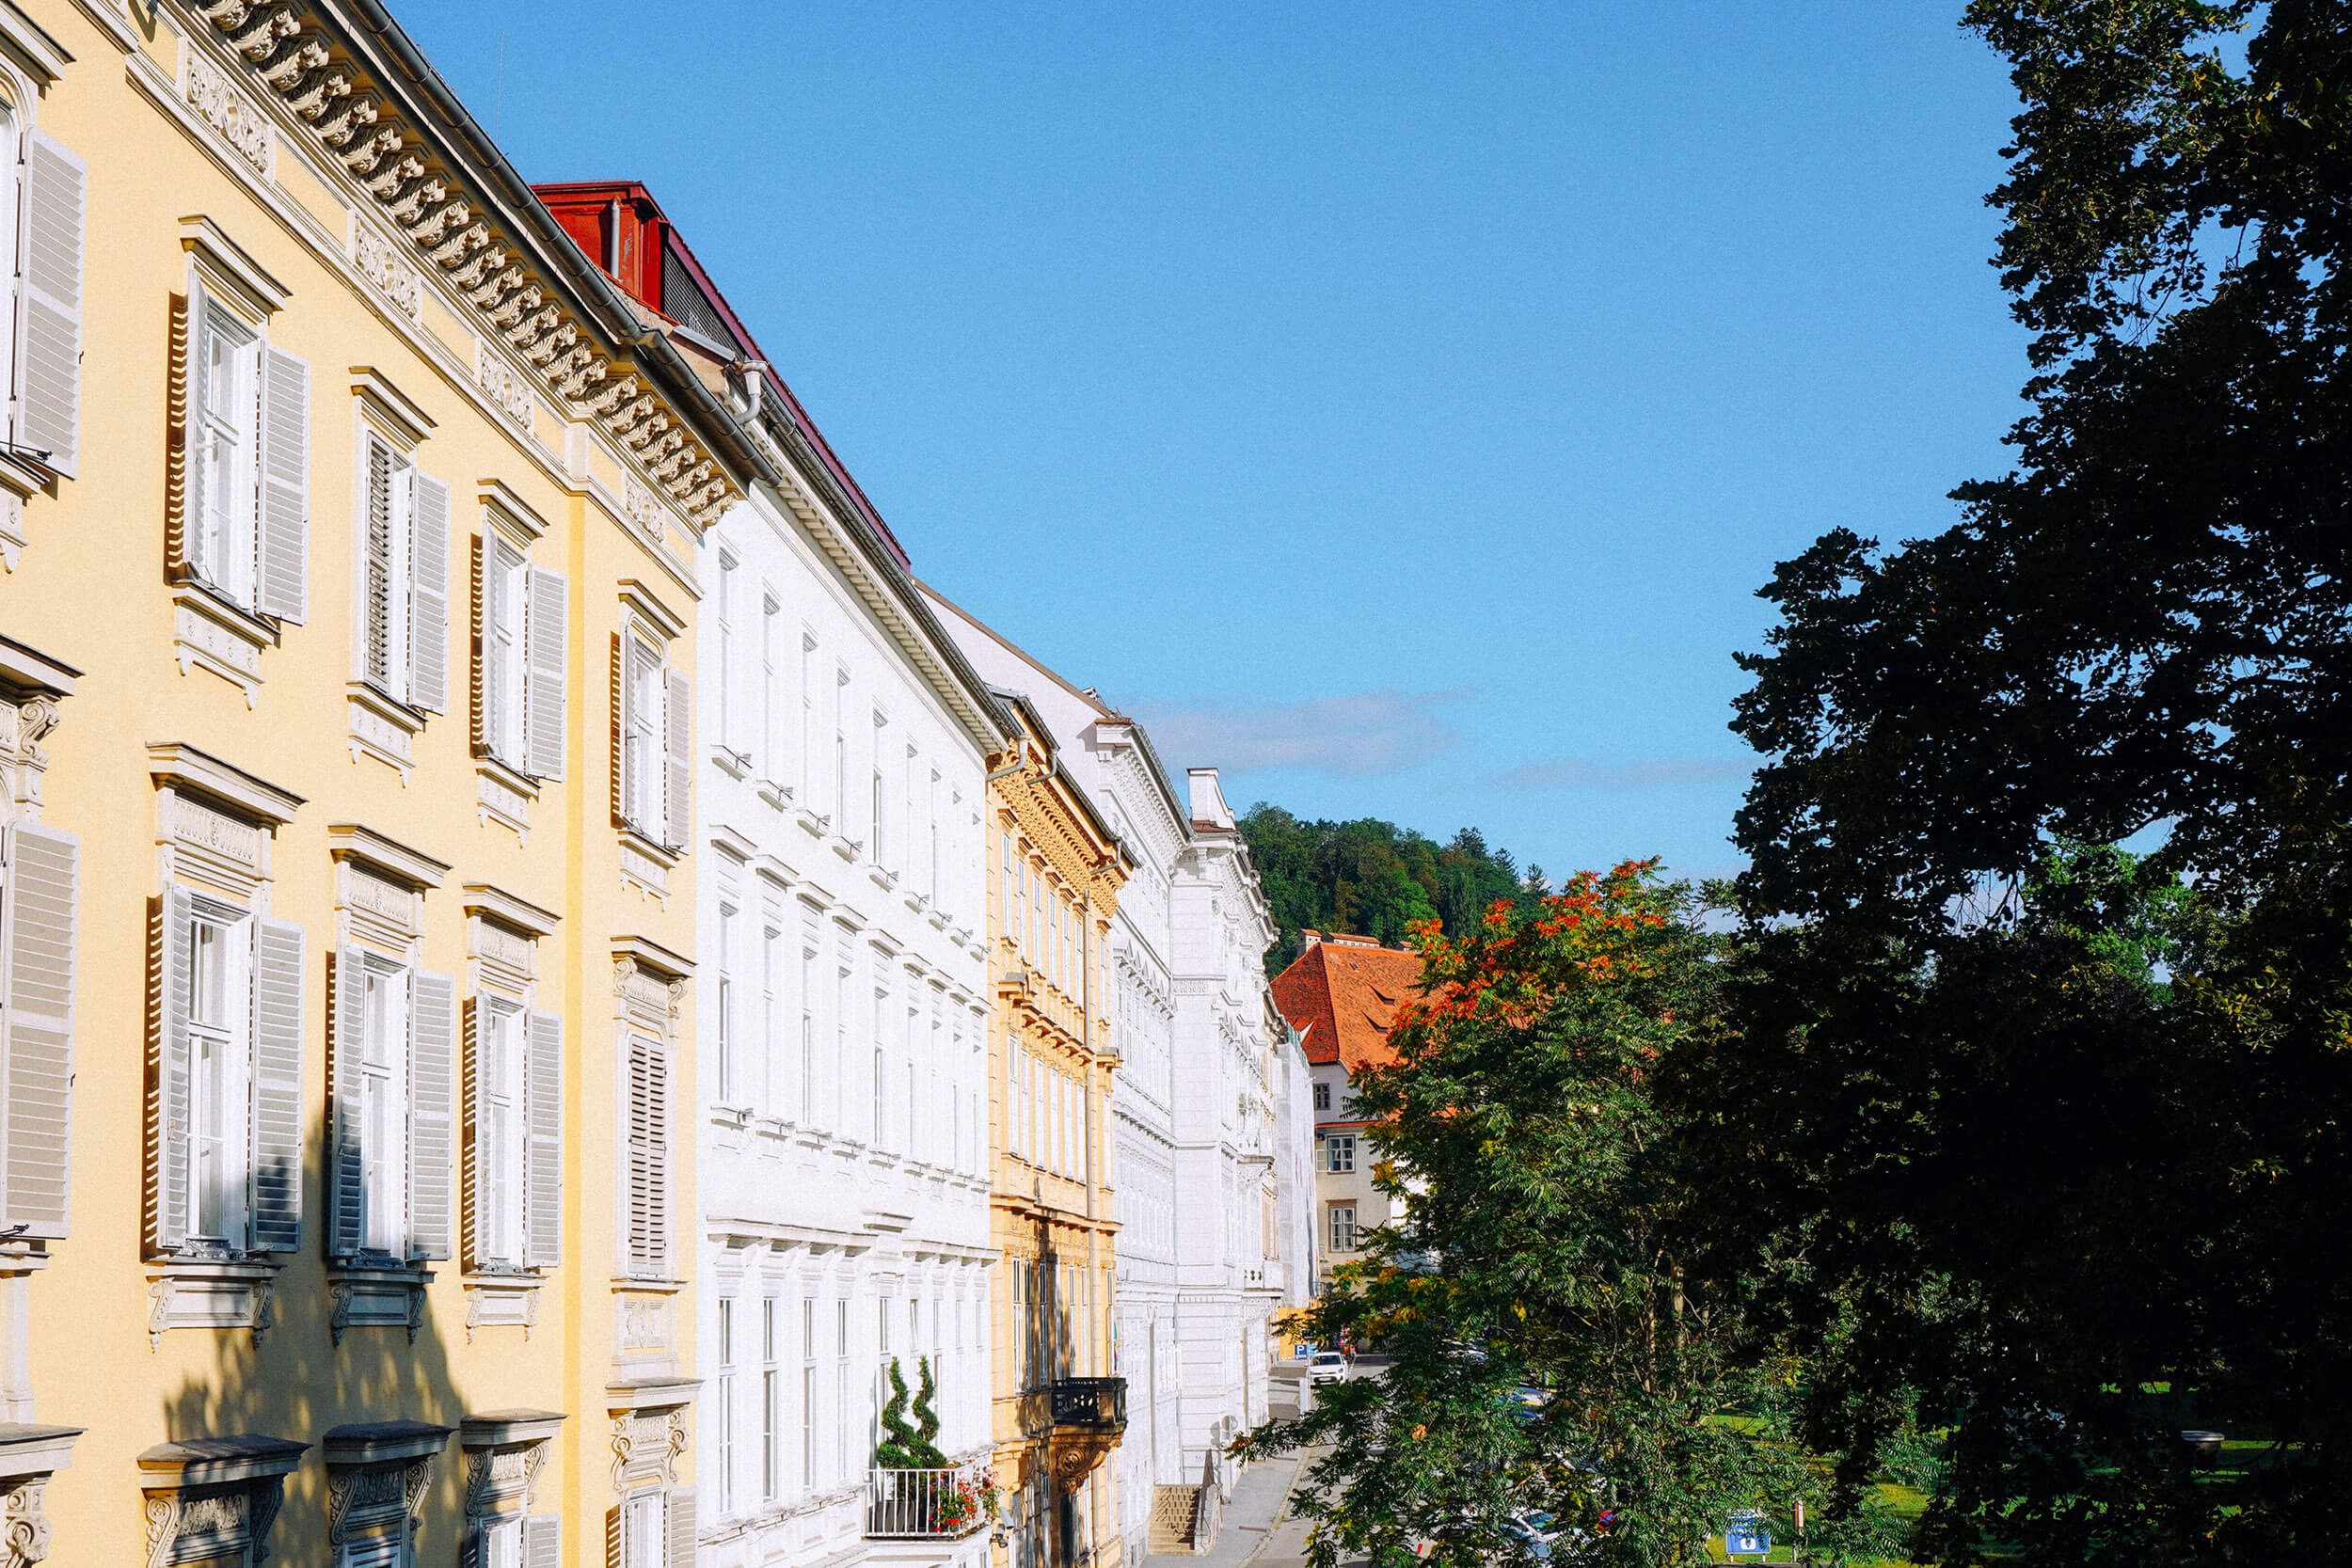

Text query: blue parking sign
(1724, 1511), (1771, 1557)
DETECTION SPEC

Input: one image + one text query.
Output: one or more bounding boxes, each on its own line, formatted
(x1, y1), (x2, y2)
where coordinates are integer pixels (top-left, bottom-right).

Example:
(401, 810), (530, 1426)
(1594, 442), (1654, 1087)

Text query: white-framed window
(832, 668), (849, 823)
(329, 946), (456, 1262)
(835, 1299), (851, 1482)
(717, 1294), (738, 1514)
(469, 1513), (561, 1568)
(466, 995), (562, 1272)
(1313, 1081), (1330, 1112)
(760, 594), (780, 777)
(1327, 1133), (1356, 1174)
(762, 1296), (781, 1503)
(716, 903), (737, 1106)
(799, 940), (817, 1127)
(0, 818), (78, 1241)
(618, 625), (690, 847)
(761, 925), (780, 1117)
(357, 428), (450, 712)
(799, 630), (816, 805)
(614, 1486), (693, 1568)
(179, 276), (307, 622)
(474, 527), (566, 779)
(1328, 1204), (1357, 1254)
(801, 1296), (817, 1493)
(157, 884), (304, 1256)
(715, 551), (736, 752)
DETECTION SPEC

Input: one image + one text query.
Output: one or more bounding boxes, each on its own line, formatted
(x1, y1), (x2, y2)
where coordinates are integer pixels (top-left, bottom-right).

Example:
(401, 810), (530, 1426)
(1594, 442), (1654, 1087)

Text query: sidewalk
(1143, 1449), (1307, 1568)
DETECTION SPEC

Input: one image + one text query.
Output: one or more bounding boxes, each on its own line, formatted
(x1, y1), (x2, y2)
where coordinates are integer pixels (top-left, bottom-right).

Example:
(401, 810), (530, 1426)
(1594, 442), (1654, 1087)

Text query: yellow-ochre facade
(982, 694), (1130, 1568)
(0, 0), (754, 1560)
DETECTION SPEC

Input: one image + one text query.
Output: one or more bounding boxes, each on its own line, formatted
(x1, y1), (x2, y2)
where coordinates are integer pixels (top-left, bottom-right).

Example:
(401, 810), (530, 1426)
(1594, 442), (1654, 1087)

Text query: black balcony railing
(1049, 1376), (1127, 1433)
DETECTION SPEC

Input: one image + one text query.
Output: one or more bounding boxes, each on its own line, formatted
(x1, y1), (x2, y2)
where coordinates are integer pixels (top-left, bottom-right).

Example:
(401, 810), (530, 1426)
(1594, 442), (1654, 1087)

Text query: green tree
(1243, 867), (1895, 1567)
(1238, 805), (1533, 970)
(1717, 3), (2352, 1556)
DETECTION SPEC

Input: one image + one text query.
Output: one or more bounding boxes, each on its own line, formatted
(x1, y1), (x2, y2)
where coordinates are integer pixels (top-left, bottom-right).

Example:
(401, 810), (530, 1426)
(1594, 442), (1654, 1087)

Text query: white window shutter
(524, 1007), (563, 1268)
(18, 131), (84, 478)
(664, 1487), (696, 1568)
(329, 944), (368, 1257)
(155, 886), (197, 1252)
(526, 566), (568, 781)
(663, 667), (691, 847)
(175, 278), (214, 579)
(407, 968), (457, 1260)
(408, 470), (452, 712)
(249, 917), (305, 1252)
(522, 1514), (561, 1568)
(255, 346), (310, 622)
(626, 1035), (667, 1274)
(462, 997), (485, 1267)
(1, 825), (76, 1237)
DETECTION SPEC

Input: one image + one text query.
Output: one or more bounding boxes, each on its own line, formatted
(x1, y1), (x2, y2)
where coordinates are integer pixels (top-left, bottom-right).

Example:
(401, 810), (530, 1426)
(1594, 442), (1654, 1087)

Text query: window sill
(756, 778), (793, 812)
(618, 827), (679, 900)
(326, 1259), (435, 1345)
(146, 1254), (283, 1347)
(347, 683), (425, 780)
(463, 1271), (545, 1343)
(710, 744), (753, 780)
(868, 863), (898, 891)
(830, 833), (859, 863)
(170, 581), (278, 705)
(795, 806), (830, 838)
(476, 755), (539, 843)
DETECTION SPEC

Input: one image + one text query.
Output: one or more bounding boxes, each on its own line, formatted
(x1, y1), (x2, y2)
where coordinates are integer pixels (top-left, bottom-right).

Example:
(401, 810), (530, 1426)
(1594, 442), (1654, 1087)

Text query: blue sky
(395, 0), (2029, 884)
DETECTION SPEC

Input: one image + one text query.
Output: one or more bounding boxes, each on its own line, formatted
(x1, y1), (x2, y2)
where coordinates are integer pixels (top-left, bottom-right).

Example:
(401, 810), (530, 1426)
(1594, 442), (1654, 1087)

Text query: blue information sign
(1724, 1511), (1771, 1557)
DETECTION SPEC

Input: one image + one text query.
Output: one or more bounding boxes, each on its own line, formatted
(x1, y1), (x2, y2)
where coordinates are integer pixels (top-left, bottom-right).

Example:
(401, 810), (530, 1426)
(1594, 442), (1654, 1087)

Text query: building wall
(693, 483), (999, 1568)
(0, 0), (744, 1560)
(1310, 1061), (1395, 1292)
(984, 725), (1125, 1568)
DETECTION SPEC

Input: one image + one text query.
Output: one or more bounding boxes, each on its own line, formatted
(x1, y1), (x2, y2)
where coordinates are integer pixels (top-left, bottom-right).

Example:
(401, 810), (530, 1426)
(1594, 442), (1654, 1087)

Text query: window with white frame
(832, 668), (849, 825)
(801, 1296), (817, 1493)
(760, 594), (779, 778)
(473, 522), (566, 779)
(761, 924), (780, 1117)
(1328, 1204), (1357, 1254)
(624, 1028), (670, 1276)
(356, 427), (450, 713)
(762, 1296), (780, 1503)
(617, 621), (690, 847)
(1327, 1133), (1356, 1174)
(715, 551), (736, 753)
(465, 993), (561, 1273)
(717, 902), (737, 1106)
(799, 631), (816, 805)
(329, 945), (456, 1263)
(178, 265), (306, 623)
(157, 883), (304, 1257)
(834, 1299), (851, 1481)
(717, 1295), (738, 1513)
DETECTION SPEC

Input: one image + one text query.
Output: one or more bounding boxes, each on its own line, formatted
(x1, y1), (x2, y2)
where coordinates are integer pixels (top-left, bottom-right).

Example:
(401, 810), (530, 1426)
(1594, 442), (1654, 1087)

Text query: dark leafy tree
(1715, 3), (2352, 1559)
(1239, 806), (1531, 969)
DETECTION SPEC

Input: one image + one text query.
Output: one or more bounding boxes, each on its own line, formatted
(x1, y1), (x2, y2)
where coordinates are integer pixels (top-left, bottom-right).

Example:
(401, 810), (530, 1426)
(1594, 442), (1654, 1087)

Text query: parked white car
(1307, 1351), (1351, 1383)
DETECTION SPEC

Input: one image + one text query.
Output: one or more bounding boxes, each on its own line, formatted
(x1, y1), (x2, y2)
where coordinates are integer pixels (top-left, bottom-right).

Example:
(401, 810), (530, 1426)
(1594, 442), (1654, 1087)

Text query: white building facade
(695, 380), (1011, 1568)
(1168, 770), (1285, 1501)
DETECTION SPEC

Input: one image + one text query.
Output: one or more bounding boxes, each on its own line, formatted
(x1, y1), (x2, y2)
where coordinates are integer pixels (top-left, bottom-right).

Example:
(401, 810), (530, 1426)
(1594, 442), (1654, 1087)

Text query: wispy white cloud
(1136, 688), (1472, 778)
(1496, 758), (1753, 791)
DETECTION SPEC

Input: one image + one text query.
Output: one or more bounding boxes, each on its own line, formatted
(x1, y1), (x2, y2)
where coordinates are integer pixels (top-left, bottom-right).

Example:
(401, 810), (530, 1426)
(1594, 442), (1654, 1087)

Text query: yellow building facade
(0, 0), (756, 1560)
(982, 694), (1129, 1568)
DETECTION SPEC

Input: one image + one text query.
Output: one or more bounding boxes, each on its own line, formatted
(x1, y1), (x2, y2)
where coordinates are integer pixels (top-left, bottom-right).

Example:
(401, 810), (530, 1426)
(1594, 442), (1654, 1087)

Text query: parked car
(1308, 1351), (1352, 1383)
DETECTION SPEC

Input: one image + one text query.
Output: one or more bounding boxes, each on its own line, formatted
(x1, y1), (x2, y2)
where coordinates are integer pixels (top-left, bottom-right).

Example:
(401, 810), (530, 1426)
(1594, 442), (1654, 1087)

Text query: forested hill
(1236, 803), (1549, 972)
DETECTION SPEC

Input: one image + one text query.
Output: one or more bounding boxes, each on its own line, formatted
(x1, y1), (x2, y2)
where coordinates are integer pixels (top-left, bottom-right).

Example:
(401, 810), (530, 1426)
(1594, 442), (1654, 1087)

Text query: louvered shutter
(458, 1527), (483, 1568)
(174, 281), (212, 579)
(329, 944), (367, 1257)
(255, 346), (310, 622)
(408, 471), (452, 712)
(626, 1034), (666, 1274)
(663, 667), (691, 847)
(470, 536), (489, 755)
(19, 131), (84, 478)
(155, 887), (197, 1252)
(462, 997), (485, 1266)
(522, 1514), (561, 1568)
(526, 566), (568, 781)
(342, 1530), (405, 1568)
(1, 825), (75, 1236)
(249, 917), (305, 1252)
(363, 437), (395, 687)
(664, 1487), (696, 1568)
(408, 968), (457, 1260)
(524, 1007), (563, 1268)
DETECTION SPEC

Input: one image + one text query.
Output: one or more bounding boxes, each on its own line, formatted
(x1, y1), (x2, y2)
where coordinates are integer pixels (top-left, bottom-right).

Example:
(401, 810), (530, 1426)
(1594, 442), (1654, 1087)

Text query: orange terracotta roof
(1270, 933), (1425, 1077)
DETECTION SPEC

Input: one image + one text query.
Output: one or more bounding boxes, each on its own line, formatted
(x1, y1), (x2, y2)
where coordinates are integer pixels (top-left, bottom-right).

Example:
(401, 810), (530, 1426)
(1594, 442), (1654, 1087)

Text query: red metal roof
(531, 179), (911, 570)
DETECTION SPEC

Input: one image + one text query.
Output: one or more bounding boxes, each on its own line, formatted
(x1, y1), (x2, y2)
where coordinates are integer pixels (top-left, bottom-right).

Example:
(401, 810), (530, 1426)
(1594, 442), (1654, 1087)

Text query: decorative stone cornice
(176, 0), (742, 531)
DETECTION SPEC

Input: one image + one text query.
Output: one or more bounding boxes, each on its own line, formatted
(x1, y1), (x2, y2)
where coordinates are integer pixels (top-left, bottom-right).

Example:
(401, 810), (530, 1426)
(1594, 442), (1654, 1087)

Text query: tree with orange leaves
(1237, 863), (1894, 1567)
